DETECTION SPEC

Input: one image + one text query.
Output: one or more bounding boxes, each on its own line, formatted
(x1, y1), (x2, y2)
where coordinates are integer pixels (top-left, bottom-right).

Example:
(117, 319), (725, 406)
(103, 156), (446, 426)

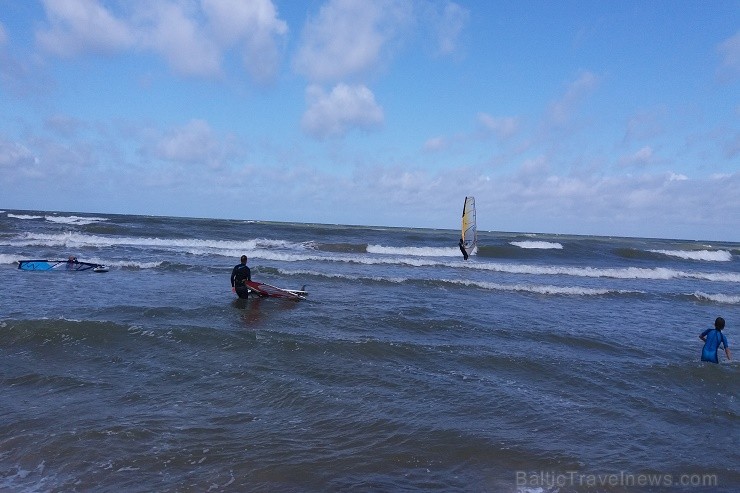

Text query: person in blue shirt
(699, 317), (731, 363)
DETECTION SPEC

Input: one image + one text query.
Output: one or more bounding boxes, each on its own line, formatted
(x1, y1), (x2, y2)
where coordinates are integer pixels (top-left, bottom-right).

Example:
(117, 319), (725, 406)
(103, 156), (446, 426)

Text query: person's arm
(231, 266), (237, 291)
(722, 335), (731, 361)
(699, 328), (710, 342)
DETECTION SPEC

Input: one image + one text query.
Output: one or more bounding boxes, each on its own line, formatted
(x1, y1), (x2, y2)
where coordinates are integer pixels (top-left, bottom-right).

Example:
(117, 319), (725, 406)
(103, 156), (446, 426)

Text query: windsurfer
(231, 255), (252, 299)
(459, 238), (469, 260)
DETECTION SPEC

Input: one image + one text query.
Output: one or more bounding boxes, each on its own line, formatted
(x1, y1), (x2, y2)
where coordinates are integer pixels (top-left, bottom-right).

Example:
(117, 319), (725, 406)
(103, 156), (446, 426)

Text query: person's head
(715, 317), (725, 330)
(240, 255), (247, 264)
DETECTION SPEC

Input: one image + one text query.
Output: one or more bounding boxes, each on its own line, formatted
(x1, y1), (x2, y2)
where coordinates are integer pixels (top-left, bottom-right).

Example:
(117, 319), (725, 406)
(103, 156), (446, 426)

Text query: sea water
(0, 210), (738, 492)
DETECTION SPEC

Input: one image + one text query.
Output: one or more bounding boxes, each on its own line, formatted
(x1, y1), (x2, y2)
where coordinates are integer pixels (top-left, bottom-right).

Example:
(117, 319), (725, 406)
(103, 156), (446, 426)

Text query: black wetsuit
(458, 240), (469, 260)
(231, 263), (252, 299)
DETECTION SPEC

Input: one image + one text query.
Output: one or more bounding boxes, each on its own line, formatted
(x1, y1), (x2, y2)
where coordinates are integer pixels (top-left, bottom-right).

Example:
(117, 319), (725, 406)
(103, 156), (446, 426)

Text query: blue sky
(1, 0), (738, 241)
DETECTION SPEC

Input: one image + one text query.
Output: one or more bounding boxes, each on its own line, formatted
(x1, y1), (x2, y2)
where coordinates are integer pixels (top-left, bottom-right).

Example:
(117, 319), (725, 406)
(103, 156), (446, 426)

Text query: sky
(0, 0), (739, 241)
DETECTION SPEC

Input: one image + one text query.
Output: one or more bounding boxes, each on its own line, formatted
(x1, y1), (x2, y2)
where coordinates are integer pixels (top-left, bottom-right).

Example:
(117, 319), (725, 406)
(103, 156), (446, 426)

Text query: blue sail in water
(17, 259), (108, 272)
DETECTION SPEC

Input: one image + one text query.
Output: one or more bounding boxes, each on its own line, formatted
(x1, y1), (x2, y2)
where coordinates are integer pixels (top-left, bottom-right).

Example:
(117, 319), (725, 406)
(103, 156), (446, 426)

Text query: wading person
(231, 255), (252, 299)
(699, 317), (731, 363)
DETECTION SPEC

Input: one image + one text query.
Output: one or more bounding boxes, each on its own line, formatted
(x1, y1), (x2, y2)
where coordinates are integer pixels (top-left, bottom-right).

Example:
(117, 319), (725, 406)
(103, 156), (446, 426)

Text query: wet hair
(715, 317), (725, 330)
(240, 255), (247, 262)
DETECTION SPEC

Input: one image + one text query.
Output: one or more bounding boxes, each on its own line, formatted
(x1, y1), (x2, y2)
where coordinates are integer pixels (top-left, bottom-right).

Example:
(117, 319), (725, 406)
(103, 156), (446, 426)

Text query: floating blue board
(18, 260), (108, 272)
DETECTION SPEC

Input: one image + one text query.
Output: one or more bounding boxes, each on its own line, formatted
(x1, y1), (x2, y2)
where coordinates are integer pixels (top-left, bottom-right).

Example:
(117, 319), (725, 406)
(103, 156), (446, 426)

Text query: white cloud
(423, 136), (448, 152)
(725, 131), (740, 159)
(717, 30), (740, 80)
(668, 173), (688, 181)
(431, 2), (469, 56)
(202, 0), (288, 83)
(619, 146), (657, 168)
(35, 0), (288, 81)
(293, 0), (412, 82)
(547, 71), (600, 126)
(136, 2), (222, 78)
(477, 113), (519, 140)
(142, 119), (240, 169)
(622, 108), (665, 144)
(0, 138), (38, 169)
(301, 84), (384, 139)
(36, 0), (134, 56)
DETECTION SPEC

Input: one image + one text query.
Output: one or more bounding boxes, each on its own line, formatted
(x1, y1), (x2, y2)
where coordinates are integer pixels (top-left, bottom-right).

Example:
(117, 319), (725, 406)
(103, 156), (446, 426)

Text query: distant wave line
(45, 215), (108, 225)
(649, 249), (732, 262)
(367, 244), (457, 257)
(277, 268), (643, 297)
(7, 214), (43, 220)
(4, 232), (307, 253)
(510, 241), (563, 250)
(692, 291), (740, 304)
(6, 213), (109, 225)
(469, 262), (740, 282)
(5, 233), (738, 283)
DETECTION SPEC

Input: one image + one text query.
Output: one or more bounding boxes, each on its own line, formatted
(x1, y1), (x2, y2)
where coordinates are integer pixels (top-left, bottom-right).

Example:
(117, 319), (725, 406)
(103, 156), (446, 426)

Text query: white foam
(368, 244), (459, 257)
(649, 249), (732, 262)
(511, 241), (563, 250)
(471, 262), (740, 283)
(5, 232), (739, 283)
(0, 254), (23, 265)
(7, 214), (43, 220)
(44, 215), (108, 225)
(276, 269), (642, 296)
(693, 292), (740, 304)
(451, 278), (640, 296)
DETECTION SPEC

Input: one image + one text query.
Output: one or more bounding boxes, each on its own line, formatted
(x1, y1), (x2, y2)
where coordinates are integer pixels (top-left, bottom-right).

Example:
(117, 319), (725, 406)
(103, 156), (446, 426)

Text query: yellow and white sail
(461, 196), (477, 257)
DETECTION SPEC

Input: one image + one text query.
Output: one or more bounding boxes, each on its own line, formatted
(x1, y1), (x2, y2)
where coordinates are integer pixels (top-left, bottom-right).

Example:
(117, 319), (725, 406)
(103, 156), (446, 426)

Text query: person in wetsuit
(231, 255), (252, 299)
(699, 316), (731, 363)
(458, 238), (469, 260)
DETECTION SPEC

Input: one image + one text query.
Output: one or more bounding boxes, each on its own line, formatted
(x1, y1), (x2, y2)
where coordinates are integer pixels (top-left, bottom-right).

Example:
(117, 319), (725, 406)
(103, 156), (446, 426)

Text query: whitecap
(693, 292), (740, 304)
(511, 241), (563, 250)
(45, 215), (108, 226)
(7, 214), (43, 220)
(649, 249), (732, 262)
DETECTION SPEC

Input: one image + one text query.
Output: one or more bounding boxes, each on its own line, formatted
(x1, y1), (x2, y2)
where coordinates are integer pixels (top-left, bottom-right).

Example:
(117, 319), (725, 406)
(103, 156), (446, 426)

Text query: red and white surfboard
(245, 281), (307, 300)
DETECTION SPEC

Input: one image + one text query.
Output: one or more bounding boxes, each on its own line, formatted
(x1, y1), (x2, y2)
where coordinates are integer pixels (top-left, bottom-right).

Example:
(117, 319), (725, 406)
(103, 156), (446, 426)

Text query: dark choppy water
(1, 209), (738, 492)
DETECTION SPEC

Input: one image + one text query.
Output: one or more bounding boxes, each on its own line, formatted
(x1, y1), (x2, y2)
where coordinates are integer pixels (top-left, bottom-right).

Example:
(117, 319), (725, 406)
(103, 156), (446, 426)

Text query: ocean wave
(45, 215), (109, 226)
(449, 279), (639, 296)
(276, 268), (643, 297)
(692, 292), (740, 304)
(649, 249), (732, 262)
(107, 260), (162, 269)
(4, 232), (310, 257)
(510, 241), (563, 250)
(368, 244), (458, 257)
(471, 262), (740, 282)
(5, 233), (739, 283)
(0, 254), (23, 265)
(7, 214), (43, 220)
